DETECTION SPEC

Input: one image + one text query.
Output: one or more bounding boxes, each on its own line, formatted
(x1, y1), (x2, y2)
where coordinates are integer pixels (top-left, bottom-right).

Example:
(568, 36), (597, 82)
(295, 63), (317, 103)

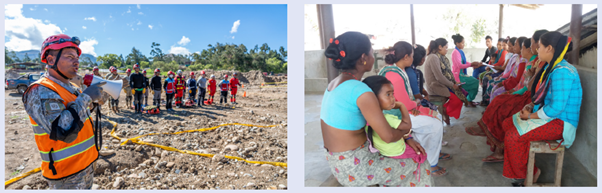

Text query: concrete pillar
(569, 4), (582, 65)
(498, 4), (504, 39)
(410, 4), (416, 46)
(317, 4), (338, 82)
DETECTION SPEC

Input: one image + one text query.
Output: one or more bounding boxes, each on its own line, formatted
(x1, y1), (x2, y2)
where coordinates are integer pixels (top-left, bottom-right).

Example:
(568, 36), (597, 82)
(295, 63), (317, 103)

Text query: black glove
(82, 82), (106, 101)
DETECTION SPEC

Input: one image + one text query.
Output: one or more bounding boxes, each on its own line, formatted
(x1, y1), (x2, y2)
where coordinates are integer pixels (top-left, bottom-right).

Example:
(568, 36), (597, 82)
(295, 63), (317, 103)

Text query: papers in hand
(483, 63), (499, 73)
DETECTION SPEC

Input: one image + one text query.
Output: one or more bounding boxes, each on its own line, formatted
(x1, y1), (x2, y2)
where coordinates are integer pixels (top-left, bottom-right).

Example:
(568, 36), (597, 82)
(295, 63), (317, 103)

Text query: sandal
(480, 101), (488, 106)
(482, 155), (503, 163)
(439, 153), (452, 160)
(465, 126), (486, 136)
(431, 166), (448, 176)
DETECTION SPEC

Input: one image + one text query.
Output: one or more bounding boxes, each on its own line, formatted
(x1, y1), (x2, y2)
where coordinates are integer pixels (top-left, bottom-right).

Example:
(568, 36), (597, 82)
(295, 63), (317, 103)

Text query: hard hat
(40, 34), (81, 64)
(126, 69), (132, 73)
(93, 66), (99, 72)
(155, 68), (160, 73)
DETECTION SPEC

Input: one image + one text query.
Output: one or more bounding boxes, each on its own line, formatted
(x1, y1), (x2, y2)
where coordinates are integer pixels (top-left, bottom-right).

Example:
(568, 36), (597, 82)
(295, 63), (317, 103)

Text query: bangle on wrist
(405, 137), (413, 140)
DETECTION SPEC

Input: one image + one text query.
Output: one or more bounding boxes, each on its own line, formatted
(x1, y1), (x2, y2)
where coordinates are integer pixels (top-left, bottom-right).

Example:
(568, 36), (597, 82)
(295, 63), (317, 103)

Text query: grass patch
(10, 170), (21, 177)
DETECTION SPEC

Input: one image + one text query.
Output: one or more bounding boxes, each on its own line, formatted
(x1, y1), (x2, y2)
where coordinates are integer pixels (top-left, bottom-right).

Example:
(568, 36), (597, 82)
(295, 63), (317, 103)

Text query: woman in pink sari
(378, 41), (449, 176)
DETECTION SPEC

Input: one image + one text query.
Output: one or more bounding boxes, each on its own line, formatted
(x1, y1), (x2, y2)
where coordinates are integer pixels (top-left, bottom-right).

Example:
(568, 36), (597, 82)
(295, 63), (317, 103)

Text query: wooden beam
(498, 4), (504, 39)
(410, 4), (416, 46)
(569, 4), (583, 65)
(317, 4), (338, 82)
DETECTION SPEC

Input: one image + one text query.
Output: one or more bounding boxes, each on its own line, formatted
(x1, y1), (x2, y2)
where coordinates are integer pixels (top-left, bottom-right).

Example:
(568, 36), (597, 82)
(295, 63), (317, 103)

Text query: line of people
(320, 30), (582, 187)
(463, 30), (582, 186)
(82, 65), (243, 113)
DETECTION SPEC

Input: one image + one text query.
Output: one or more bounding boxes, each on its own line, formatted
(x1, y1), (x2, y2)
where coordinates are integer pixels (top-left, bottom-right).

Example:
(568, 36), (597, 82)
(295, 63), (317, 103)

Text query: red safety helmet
(133, 64), (140, 69)
(200, 70), (205, 75)
(126, 69), (132, 73)
(224, 74), (228, 79)
(168, 71), (175, 75)
(190, 72), (195, 76)
(143, 70), (147, 74)
(40, 34), (81, 64)
(93, 66), (99, 72)
(109, 66), (117, 72)
(154, 68), (160, 73)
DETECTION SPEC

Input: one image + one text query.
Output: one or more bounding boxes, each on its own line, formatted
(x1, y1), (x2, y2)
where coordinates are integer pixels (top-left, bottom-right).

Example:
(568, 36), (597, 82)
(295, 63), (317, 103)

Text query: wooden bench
(525, 141), (565, 187)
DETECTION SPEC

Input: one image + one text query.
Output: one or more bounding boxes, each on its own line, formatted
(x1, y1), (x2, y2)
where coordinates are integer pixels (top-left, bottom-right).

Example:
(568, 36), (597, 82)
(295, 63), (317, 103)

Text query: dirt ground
(4, 71), (288, 190)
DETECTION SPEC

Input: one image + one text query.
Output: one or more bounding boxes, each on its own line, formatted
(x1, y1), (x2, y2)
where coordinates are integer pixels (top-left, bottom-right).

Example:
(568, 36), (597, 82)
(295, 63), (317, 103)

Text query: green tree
(470, 18), (487, 48)
(96, 54), (122, 69)
(150, 42), (163, 61)
(32, 57), (41, 64)
(5, 47), (15, 64)
(79, 56), (94, 67)
(23, 53), (32, 63)
(266, 57), (282, 73)
(140, 61), (150, 69)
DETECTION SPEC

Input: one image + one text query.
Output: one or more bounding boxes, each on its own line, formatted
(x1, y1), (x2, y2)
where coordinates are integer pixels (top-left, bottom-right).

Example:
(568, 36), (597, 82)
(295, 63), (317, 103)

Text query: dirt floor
(4, 71), (288, 190)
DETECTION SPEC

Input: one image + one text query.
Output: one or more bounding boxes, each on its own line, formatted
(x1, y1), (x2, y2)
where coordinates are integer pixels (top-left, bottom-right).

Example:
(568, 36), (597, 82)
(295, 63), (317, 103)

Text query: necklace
(342, 72), (358, 80)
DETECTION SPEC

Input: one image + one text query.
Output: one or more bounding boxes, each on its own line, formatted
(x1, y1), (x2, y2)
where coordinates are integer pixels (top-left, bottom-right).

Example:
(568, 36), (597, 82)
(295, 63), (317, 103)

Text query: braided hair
(530, 31), (573, 106)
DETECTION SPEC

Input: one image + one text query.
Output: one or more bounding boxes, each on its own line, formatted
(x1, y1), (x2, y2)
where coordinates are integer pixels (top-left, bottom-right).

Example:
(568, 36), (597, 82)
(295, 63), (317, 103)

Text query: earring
(364, 61), (366, 65)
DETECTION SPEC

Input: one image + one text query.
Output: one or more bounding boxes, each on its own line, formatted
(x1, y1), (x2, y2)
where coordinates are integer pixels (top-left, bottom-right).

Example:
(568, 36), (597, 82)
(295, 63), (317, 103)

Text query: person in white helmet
(174, 70), (185, 108)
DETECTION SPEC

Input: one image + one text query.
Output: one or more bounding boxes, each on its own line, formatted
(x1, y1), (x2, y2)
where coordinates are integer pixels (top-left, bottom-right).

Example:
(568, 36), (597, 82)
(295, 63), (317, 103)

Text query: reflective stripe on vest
(40, 135), (95, 162)
(27, 77), (98, 180)
(166, 81), (176, 93)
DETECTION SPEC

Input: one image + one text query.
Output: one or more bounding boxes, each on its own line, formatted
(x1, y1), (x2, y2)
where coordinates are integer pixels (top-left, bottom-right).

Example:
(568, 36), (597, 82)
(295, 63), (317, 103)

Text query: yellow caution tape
(5, 167), (42, 187)
(109, 121), (287, 168)
(5, 121), (287, 187)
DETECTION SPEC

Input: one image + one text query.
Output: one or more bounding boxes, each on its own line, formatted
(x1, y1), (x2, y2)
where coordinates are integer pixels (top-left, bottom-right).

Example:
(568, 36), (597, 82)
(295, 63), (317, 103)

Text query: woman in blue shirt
(501, 31), (582, 186)
(320, 32), (433, 187)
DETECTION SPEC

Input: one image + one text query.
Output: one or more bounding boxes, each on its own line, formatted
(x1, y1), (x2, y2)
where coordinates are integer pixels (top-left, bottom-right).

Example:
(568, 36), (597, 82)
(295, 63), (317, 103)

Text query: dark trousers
(198, 88), (206, 105)
(110, 98), (119, 108)
(166, 93), (174, 109)
(189, 88), (197, 100)
(472, 66), (487, 79)
(134, 90), (143, 112)
(220, 91), (228, 104)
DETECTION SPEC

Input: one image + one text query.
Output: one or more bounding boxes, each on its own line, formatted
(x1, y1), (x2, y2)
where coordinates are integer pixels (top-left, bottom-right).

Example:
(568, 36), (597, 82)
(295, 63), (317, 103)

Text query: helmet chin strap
(51, 48), (71, 80)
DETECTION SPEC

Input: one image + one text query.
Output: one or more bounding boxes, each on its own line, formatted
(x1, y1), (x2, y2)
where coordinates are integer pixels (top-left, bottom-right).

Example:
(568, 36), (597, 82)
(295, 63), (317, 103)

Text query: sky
(305, 4), (597, 50)
(5, 4), (287, 58)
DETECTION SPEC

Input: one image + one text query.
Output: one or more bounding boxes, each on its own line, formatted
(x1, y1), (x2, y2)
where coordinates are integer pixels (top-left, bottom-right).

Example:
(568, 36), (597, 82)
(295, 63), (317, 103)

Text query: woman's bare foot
(482, 152), (504, 162)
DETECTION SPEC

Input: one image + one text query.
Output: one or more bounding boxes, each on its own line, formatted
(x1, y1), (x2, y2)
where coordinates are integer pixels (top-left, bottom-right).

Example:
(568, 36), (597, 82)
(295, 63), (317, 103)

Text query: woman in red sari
(464, 30), (549, 162)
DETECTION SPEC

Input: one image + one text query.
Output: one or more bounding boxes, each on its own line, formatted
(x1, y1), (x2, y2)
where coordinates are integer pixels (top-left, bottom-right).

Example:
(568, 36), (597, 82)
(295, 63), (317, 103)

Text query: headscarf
(530, 34), (572, 107)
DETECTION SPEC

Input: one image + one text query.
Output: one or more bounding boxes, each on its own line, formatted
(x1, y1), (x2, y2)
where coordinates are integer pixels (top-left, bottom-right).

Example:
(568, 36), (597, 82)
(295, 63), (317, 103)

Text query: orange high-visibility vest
(26, 77), (98, 180)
